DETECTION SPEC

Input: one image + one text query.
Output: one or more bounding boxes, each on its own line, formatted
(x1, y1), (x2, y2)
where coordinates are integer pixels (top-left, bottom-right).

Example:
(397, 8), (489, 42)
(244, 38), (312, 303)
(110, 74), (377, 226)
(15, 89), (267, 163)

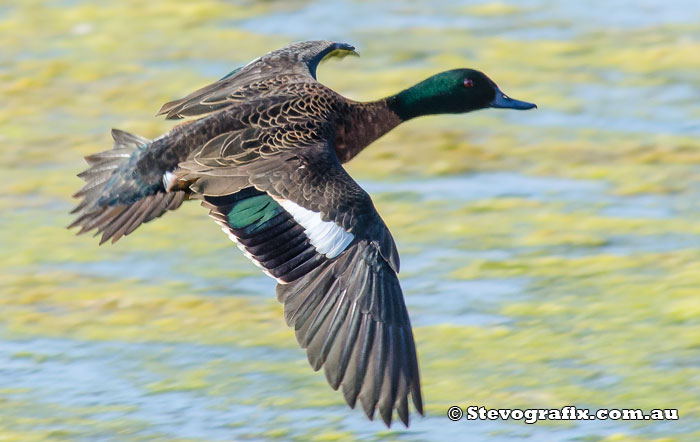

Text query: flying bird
(70, 40), (536, 427)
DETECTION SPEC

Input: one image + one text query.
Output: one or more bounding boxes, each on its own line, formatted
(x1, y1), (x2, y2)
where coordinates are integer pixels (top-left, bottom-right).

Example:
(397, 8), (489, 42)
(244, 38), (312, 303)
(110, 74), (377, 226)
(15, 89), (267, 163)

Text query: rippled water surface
(2, 0), (700, 440)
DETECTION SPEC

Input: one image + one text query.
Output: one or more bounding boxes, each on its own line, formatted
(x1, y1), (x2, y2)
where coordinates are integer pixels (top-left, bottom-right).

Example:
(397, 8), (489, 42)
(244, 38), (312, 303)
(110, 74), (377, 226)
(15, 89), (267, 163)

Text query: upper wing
(181, 138), (399, 272)
(157, 40), (358, 120)
(193, 142), (422, 426)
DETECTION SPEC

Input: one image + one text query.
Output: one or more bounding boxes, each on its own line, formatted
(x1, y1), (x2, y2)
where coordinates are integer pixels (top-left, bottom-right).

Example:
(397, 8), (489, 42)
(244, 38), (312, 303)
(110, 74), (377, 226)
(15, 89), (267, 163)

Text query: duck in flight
(70, 40), (536, 427)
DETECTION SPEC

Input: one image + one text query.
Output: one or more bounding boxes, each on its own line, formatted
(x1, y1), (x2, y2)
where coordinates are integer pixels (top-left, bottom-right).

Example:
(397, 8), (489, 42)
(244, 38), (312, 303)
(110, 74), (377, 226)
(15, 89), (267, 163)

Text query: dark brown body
(141, 83), (401, 188)
(71, 40), (535, 429)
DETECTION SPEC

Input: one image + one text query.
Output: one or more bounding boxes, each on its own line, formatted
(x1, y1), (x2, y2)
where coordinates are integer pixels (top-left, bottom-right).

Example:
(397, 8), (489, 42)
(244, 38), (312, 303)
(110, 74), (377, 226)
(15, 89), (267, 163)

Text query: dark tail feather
(69, 129), (186, 244)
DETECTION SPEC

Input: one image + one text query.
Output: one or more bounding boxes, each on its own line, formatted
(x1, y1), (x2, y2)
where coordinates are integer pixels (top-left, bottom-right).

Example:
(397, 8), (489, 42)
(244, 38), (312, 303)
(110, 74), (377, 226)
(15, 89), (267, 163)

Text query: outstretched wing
(194, 141), (422, 426)
(157, 40), (358, 120)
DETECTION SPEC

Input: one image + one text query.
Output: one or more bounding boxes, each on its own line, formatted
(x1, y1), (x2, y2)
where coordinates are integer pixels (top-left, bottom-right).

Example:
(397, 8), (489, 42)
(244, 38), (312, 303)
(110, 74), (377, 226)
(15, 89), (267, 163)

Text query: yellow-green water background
(2, 0), (700, 440)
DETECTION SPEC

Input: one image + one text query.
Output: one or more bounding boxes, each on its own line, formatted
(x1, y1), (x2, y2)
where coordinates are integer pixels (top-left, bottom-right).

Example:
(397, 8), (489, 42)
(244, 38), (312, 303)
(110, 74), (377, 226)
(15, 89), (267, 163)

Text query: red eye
(464, 79), (475, 87)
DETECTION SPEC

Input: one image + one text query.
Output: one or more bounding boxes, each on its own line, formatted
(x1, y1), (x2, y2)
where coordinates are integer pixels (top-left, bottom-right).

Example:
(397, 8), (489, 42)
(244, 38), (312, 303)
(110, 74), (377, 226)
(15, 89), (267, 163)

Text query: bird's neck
(386, 81), (450, 121)
(334, 78), (453, 163)
(334, 99), (402, 164)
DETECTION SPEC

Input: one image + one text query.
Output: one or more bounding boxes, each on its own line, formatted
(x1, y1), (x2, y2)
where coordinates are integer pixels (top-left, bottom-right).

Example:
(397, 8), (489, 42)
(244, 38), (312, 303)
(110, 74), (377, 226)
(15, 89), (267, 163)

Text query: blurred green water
(1, 0), (700, 441)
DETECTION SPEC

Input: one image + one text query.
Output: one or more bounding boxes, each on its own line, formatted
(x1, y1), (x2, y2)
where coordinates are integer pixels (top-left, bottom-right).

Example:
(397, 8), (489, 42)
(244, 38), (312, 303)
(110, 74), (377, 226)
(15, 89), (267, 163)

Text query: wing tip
(332, 42), (359, 56)
(292, 243), (423, 428)
(155, 100), (185, 119)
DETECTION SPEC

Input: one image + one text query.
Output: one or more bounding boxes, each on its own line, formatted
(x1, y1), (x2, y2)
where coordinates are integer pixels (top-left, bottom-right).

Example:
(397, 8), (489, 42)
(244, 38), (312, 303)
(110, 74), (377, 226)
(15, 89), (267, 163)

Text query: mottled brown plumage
(70, 40), (536, 427)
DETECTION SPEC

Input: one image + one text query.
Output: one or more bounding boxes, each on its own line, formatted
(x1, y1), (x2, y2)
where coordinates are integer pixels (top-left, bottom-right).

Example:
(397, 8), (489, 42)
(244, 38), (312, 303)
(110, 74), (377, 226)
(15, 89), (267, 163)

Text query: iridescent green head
(389, 68), (536, 121)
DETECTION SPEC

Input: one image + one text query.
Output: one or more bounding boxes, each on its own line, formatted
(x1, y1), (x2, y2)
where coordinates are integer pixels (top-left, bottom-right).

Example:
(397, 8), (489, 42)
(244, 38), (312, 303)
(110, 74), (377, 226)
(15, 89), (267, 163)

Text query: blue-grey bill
(490, 92), (537, 110)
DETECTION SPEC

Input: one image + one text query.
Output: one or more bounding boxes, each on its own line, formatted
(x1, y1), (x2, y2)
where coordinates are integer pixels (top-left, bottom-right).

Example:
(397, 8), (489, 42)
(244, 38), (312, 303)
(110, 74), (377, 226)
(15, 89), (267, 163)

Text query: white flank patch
(279, 199), (354, 258)
(162, 171), (175, 189)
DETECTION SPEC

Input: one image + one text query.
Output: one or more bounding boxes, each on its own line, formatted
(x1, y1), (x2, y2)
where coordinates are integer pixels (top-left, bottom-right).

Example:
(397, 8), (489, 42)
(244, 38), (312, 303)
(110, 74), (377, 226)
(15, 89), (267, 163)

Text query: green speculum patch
(227, 193), (285, 234)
